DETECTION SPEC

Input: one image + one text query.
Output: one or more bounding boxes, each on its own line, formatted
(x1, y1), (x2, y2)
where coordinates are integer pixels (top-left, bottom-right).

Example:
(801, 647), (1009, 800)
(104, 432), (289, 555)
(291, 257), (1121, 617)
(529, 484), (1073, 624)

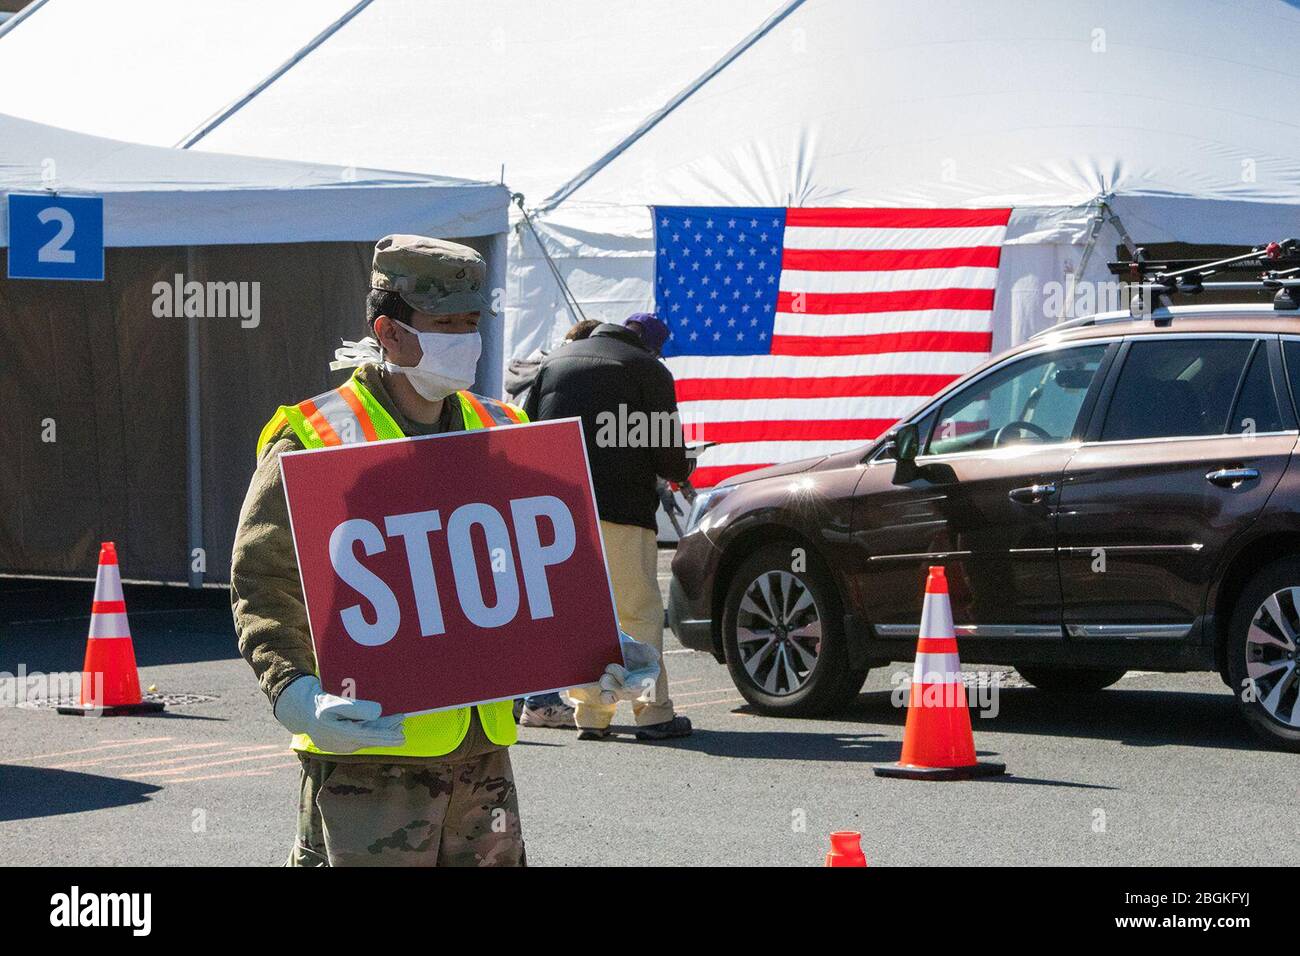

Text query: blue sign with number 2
(7, 193), (104, 281)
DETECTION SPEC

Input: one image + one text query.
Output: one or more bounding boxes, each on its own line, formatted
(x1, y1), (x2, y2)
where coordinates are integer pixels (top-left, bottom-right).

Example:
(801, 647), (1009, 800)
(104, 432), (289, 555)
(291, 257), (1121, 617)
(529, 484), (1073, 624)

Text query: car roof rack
(1039, 240), (1300, 338)
(1108, 238), (1300, 305)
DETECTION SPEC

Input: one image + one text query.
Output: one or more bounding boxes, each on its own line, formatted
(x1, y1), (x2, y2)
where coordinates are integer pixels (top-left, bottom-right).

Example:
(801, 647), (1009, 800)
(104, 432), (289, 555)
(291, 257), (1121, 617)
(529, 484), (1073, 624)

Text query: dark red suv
(669, 305), (1300, 750)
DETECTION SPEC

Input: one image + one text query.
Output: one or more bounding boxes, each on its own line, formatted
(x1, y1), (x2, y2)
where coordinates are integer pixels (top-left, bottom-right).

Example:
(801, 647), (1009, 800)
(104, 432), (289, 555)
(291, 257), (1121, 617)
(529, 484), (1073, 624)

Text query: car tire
(721, 543), (867, 716)
(1016, 665), (1127, 693)
(1226, 556), (1300, 752)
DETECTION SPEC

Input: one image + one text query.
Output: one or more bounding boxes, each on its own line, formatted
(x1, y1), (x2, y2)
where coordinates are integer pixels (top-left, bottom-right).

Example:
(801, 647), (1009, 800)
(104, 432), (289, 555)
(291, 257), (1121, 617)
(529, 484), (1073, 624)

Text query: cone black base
(874, 760), (1005, 781)
(56, 701), (166, 717)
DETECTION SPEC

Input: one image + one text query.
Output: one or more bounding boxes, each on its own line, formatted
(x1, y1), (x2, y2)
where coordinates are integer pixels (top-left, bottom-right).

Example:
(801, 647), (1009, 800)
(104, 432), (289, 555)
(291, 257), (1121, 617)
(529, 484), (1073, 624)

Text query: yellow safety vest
(257, 370), (527, 758)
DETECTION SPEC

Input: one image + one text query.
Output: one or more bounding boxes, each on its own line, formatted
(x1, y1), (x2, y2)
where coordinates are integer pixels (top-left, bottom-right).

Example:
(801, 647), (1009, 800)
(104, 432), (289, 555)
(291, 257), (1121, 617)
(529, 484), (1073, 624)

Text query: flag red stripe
(676, 373), (960, 401)
(690, 419), (896, 443)
(777, 288), (996, 315)
(785, 207), (1012, 229)
(781, 245), (1003, 272)
(953, 419), (989, 436)
(691, 463), (777, 487)
(771, 330), (992, 357)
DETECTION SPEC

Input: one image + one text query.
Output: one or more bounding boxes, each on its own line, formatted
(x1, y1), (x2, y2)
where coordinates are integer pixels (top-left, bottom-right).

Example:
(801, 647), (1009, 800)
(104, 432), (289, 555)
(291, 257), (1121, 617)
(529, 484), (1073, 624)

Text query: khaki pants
(569, 520), (673, 729)
(289, 750), (525, 867)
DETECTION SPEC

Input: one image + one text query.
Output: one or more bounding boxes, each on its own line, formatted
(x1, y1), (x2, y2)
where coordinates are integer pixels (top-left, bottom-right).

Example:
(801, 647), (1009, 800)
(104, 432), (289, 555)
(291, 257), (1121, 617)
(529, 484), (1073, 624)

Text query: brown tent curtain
(1, 240), (375, 583)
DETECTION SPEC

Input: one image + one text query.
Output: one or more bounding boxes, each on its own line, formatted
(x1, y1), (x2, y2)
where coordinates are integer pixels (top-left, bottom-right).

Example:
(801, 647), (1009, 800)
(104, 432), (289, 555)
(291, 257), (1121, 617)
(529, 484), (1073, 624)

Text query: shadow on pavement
(984, 774), (1117, 791)
(604, 729), (1113, 789)
(135, 711), (228, 723)
(784, 685), (1266, 753)
(570, 721), (1116, 789)
(0, 578), (237, 671)
(0, 764), (163, 822)
(596, 726), (896, 762)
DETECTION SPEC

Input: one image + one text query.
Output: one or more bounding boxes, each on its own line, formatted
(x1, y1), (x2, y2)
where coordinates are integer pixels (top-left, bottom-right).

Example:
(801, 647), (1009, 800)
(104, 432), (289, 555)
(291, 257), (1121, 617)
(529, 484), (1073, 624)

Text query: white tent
(0, 0), (767, 362)
(0, 0), (759, 201)
(5, 0), (1300, 488)
(0, 109), (508, 390)
(0, 112), (506, 245)
(0, 110), (506, 248)
(0, 111), (509, 582)
(521, 0), (1300, 356)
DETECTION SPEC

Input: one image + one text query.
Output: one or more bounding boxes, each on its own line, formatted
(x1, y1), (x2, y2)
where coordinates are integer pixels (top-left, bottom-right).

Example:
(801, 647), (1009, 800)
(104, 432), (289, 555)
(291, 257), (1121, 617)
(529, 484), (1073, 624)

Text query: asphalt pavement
(0, 555), (1295, 867)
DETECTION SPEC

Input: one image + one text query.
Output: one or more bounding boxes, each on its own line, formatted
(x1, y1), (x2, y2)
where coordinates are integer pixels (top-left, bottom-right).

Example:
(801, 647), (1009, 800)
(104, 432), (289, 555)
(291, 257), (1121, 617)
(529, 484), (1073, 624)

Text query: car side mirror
(892, 423), (920, 463)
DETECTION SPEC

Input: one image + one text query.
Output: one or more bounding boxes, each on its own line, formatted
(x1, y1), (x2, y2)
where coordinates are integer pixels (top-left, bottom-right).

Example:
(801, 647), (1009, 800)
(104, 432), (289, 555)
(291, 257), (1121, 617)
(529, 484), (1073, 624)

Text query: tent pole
(513, 195), (588, 325)
(475, 232), (507, 398)
(0, 0), (51, 40)
(535, 0), (809, 213)
(1065, 200), (1108, 318)
(175, 0), (376, 149)
(185, 247), (204, 588)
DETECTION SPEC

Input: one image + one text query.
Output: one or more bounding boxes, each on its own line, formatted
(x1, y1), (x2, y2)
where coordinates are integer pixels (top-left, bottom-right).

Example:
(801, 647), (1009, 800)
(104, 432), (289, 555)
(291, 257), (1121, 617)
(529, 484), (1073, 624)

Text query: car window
(1281, 340), (1300, 420)
(914, 409), (938, 451)
(928, 345), (1106, 456)
(1100, 339), (1253, 442)
(1230, 345), (1284, 435)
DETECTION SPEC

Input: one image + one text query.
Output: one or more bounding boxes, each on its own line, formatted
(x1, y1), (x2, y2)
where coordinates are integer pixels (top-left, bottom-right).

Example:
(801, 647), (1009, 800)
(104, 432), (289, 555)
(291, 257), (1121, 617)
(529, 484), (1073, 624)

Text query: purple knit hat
(623, 312), (670, 354)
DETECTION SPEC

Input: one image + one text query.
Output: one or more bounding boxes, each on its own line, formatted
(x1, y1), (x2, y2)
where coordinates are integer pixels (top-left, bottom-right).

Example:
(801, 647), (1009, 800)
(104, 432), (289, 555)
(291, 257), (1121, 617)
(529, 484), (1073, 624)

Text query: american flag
(653, 206), (1012, 486)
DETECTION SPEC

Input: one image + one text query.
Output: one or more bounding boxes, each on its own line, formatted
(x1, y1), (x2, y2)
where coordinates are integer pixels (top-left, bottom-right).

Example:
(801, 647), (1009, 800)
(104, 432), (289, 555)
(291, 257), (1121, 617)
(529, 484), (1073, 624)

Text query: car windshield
(928, 345), (1105, 456)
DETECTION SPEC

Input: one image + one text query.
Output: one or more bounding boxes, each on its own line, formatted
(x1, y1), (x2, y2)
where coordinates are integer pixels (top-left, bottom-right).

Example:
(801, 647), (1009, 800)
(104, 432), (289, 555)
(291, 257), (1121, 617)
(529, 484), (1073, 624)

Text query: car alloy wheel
(735, 570), (822, 696)
(1246, 587), (1300, 728)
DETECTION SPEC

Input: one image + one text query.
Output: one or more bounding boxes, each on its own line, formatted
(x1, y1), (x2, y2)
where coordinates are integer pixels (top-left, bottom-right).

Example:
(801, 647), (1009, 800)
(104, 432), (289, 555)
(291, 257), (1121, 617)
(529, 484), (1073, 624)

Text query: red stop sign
(280, 418), (622, 715)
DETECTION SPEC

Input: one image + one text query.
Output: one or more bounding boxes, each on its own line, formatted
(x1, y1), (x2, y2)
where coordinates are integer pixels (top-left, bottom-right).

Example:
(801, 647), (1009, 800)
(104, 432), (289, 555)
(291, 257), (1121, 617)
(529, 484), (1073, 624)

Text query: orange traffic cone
(824, 831), (867, 867)
(874, 566), (1004, 780)
(57, 542), (164, 717)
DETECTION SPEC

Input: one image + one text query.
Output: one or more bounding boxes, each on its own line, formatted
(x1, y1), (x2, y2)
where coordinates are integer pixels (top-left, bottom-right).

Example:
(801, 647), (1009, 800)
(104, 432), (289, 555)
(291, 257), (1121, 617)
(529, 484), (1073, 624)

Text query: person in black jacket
(524, 313), (694, 740)
(509, 318), (601, 729)
(503, 318), (600, 410)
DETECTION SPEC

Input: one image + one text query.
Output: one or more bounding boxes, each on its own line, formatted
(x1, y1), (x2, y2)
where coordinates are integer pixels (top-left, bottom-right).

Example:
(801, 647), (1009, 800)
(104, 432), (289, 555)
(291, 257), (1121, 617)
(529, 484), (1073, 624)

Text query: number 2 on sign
(37, 207), (77, 264)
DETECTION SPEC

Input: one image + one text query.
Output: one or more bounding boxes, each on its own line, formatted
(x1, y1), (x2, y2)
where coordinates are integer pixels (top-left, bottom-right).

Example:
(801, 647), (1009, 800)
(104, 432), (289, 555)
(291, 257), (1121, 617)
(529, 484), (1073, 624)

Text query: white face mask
(385, 318), (482, 401)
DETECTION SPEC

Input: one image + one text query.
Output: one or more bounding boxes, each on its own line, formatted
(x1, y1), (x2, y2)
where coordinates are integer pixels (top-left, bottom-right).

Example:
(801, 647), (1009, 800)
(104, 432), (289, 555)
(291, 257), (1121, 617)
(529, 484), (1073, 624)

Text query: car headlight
(685, 485), (732, 534)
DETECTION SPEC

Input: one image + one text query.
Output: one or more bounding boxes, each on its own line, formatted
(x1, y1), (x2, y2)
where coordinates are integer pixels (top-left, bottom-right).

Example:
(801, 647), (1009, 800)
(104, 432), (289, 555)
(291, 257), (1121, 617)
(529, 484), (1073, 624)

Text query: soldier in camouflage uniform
(232, 236), (527, 867)
(291, 751), (523, 867)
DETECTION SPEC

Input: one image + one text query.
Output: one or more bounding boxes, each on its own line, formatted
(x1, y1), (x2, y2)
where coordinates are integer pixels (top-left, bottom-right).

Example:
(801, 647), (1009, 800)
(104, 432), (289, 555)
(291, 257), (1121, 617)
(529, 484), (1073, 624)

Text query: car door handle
(1008, 483), (1057, 504)
(1205, 467), (1259, 488)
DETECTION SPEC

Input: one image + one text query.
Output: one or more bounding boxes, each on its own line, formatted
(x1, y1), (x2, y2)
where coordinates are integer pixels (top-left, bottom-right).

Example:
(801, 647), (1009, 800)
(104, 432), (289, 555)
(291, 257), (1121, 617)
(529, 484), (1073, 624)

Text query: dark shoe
(635, 715), (692, 740)
(520, 700), (577, 729)
(577, 726), (612, 741)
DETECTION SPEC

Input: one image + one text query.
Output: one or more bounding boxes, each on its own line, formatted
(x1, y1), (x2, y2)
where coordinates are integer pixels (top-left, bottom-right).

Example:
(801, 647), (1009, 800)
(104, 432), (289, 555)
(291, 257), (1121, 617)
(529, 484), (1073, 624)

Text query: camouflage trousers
(289, 750), (526, 867)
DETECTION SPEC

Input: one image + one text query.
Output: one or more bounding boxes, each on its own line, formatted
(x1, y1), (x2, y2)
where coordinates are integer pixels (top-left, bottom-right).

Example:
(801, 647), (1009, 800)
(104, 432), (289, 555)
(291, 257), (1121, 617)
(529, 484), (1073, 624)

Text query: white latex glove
(273, 675), (405, 754)
(586, 631), (661, 705)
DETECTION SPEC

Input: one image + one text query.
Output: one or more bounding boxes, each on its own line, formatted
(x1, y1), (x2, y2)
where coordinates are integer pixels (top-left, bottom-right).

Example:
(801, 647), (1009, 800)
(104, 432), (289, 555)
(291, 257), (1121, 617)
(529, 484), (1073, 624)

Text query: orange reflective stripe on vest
(298, 397), (342, 446)
(297, 385), (376, 446)
(494, 398), (525, 423)
(334, 382), (379, 442)
(458, 389), (514, 427)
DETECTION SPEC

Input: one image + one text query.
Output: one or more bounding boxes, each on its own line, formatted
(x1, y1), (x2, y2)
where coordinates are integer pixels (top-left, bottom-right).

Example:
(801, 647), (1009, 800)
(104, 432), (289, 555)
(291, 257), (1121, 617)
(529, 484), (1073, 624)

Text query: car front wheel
(721, 543), (867, 716)
(1227, 557), (1300, 752)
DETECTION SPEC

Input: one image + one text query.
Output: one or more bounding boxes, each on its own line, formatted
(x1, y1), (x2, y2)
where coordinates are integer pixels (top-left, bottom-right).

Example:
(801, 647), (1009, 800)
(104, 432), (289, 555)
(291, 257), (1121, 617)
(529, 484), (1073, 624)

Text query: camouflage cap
(370, 235), (495, 316)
